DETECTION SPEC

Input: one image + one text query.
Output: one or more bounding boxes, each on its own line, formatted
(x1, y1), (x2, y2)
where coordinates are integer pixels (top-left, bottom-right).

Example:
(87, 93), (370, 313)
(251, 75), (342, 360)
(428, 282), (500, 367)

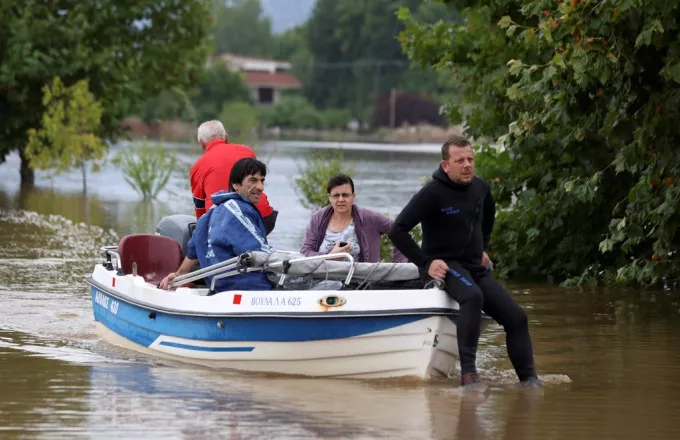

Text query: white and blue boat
(86, 215), (478, 380)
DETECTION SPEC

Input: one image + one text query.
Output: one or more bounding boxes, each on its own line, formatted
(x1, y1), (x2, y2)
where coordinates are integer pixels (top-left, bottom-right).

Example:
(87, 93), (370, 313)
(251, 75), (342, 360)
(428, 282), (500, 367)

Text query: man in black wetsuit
(388, 135), (540, 387)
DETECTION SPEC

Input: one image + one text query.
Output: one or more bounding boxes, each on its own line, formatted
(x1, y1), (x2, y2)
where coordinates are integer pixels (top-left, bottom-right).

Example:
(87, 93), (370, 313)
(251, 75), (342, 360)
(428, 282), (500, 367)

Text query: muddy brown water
(1, 141), (679, 439)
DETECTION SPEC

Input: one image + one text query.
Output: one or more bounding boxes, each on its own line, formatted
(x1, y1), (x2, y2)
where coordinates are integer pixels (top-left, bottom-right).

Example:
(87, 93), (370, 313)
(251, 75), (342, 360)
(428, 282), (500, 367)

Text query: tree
(213, 0), (275, 57)
(25, 77), (105, 193)
(219, 101), (259, 145)
(273, 25), (314, 91)
(303, 0), (459, 118)
(192, 63), (254, 122)
(0, 0), (212, 185)
(398, 1), (680, 287)
(136, 63), (253, 125)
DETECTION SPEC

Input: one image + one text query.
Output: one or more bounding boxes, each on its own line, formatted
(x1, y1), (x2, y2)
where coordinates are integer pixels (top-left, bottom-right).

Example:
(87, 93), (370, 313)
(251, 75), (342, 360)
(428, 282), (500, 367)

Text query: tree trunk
(81, 161), (88, 194)
(19, 149), (35, 186)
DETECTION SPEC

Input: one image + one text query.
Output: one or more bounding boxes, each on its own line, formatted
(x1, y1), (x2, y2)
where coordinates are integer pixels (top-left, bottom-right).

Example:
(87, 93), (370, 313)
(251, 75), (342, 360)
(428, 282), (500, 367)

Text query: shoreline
(120, 117), (462, 145)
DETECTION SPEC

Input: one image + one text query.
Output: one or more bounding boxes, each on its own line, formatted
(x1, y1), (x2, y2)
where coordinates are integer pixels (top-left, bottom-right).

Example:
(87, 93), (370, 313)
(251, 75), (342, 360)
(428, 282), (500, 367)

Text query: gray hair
(197, 120), (227, 145)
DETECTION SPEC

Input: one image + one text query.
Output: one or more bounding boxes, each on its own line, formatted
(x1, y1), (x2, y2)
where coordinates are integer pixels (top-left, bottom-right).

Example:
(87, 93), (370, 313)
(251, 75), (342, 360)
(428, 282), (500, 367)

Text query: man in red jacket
(190, 120), (278, 234)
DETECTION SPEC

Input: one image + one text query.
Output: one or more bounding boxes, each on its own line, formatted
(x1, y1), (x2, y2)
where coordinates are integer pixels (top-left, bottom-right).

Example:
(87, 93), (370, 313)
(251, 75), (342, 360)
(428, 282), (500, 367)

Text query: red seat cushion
(117, 234), (183, 284)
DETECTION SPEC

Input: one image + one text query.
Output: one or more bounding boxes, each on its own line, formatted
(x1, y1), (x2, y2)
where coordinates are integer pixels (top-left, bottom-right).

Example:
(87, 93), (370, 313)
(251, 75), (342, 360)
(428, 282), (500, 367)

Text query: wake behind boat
(86, 215), (489, 380)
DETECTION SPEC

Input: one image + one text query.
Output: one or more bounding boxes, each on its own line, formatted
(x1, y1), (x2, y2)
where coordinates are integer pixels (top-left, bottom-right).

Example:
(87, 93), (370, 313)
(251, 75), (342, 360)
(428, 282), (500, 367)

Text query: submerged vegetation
(293, 151), (355, 210)
(113, 141), (177, 200)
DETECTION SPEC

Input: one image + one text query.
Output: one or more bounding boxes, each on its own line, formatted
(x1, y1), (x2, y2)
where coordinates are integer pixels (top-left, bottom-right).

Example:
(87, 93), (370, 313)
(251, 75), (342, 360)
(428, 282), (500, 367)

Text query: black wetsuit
(388, 167), (537, 381)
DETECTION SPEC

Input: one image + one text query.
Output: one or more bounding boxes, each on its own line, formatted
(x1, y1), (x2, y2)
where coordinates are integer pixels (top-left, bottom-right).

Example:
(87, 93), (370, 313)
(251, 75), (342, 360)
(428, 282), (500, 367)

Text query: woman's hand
(329, 241), (351, 255)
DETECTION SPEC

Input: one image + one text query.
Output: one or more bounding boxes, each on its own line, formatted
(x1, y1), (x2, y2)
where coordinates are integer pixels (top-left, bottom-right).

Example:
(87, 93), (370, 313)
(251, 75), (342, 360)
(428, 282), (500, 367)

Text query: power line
(302, 59), (410, 69)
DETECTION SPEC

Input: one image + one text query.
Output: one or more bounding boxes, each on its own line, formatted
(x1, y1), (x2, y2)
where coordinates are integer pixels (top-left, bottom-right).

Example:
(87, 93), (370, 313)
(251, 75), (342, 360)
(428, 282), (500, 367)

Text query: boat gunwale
(86, 276), (461, 319)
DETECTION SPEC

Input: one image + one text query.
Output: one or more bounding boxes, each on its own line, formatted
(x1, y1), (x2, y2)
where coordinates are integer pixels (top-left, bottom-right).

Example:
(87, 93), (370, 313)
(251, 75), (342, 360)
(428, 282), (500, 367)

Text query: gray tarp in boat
(244, 251), (421, 282)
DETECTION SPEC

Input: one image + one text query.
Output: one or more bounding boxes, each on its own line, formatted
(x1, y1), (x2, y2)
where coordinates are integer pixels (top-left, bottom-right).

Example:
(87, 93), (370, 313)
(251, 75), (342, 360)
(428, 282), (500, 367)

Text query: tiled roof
(242, 71), (301, 89)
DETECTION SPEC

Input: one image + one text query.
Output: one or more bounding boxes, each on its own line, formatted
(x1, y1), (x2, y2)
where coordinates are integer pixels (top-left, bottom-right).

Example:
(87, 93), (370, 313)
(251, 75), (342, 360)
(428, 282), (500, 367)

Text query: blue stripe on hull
(159, 341), (255, 352)
(90, 287), (439, 348)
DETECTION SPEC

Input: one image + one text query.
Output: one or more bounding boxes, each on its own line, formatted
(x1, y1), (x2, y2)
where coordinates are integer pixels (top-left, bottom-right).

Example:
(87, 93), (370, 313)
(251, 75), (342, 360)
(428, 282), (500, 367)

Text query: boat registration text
(251, 296), (301, 307)
(94, 290), (120, 315)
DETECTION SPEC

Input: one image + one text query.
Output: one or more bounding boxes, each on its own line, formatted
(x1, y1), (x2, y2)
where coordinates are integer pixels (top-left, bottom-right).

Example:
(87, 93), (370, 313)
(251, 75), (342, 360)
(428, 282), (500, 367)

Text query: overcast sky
(260, 0), (316, 34)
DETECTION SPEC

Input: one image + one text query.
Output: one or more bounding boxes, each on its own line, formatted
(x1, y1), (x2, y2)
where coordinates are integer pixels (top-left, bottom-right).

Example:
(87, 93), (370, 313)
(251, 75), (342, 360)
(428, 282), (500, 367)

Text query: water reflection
(0, 330), (556, 440)
(84, 360), (545, 440)
(0, 333), (92, 438)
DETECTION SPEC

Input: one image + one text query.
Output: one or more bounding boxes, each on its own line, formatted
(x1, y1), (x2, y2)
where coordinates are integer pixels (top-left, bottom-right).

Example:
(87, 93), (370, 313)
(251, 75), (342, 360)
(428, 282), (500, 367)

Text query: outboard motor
(156, 214), (196, 258)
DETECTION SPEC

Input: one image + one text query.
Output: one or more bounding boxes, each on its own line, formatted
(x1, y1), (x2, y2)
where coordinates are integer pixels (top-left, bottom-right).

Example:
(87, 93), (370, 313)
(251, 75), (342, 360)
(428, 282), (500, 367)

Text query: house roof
(213, 53), (292, 72)
(242, 71), (301, 89)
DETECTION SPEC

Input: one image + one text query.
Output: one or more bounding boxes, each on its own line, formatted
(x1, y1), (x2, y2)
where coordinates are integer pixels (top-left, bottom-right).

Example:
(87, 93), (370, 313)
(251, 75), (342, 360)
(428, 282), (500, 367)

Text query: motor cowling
(155, 214), (196, 258)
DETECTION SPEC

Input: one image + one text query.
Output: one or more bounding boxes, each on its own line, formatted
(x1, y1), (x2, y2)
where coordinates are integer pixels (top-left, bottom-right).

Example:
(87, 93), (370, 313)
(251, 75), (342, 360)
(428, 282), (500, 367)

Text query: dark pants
(428, 261), (537, 381)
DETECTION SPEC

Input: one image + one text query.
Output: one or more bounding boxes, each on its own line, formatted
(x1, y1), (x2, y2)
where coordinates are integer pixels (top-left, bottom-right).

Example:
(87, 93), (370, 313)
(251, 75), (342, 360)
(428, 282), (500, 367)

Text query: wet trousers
(438, 262), (537, 381)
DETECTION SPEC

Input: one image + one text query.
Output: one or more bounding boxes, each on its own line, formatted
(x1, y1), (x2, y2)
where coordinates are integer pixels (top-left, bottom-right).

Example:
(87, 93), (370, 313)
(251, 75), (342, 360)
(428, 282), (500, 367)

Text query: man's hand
(428, 259), (449, 280)
(481, 252), (491, 268)
(159, 272), (177, 290)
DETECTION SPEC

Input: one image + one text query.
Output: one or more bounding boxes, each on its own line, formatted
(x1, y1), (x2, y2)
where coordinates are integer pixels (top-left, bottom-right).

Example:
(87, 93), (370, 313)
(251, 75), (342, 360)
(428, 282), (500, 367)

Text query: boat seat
(118, 234), (183, 285)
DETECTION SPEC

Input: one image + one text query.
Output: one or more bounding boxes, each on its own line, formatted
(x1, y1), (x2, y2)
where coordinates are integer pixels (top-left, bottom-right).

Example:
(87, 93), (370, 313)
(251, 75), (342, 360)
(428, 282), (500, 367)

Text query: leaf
(508, 59), (524, 76)
(506, 84), (523, 100)
(599, 238), (615, 253)
(551, 52), (567, 69)
(617, 217), (627, 230)
(635, 19), (664, 48)
(538, 19), (553, 43)
(396, 7), (411, 21)
(527, 228), (540, 239)
(498, 16), (513, 29)
(613, 153), (627, 173)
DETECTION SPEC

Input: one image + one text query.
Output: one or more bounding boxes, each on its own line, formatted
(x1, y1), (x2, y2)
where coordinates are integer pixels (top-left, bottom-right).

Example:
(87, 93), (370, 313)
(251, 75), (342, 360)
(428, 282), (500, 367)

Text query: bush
(268, 96), (323, 129)
(321, 108), (352, 130)
(113, 141), (177, 200)
(220, 101), (259, 145)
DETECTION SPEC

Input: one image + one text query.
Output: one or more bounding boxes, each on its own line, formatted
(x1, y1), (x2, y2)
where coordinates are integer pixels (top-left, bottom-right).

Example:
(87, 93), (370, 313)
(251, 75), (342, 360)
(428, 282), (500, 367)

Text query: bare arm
(159, 257), (198, 289)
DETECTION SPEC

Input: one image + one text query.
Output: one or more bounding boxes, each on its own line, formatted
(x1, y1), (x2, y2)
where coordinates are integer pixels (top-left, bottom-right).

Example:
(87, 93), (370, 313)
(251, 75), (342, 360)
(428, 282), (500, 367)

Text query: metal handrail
(209, 268), (261, 291)
(99, 246), (121, 271)
(169, 252), (302, 287)
(169, 251), (357, 291)
(169, 262), (239, 288)
(208, 252), (356, 292)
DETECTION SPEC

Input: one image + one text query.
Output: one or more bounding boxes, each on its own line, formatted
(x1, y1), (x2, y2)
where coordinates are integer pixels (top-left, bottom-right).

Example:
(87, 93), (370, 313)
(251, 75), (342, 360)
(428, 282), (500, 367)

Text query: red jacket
(190, 139), (274, 219)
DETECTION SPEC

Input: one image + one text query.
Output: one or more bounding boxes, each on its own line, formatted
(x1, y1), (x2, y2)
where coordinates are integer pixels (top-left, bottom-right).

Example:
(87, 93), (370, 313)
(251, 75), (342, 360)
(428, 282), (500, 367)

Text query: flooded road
(1, 140), (680, 439)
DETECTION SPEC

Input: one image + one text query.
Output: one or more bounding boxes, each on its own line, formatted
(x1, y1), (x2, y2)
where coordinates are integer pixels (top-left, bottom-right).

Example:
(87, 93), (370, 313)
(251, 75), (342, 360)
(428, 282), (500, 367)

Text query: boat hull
(89, 281), (461, 379)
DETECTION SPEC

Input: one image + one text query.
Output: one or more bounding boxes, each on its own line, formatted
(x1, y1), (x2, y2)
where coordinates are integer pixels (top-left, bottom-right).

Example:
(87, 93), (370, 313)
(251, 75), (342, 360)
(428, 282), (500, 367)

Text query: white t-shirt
(318, 221), (361, 259)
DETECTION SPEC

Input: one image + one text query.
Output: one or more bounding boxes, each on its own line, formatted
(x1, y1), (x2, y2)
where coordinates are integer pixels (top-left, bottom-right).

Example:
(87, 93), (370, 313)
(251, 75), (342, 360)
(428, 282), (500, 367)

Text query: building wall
(250, 87), (284, 105)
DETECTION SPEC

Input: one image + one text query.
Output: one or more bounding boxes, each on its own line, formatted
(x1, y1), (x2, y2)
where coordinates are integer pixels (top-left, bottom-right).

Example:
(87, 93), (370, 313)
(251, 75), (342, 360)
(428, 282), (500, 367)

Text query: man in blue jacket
(159, 158), (274, 292)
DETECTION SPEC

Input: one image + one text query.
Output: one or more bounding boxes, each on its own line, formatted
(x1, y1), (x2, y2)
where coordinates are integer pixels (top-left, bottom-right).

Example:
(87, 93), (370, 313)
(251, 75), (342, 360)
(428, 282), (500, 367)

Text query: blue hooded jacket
(186, 191), (274, 292)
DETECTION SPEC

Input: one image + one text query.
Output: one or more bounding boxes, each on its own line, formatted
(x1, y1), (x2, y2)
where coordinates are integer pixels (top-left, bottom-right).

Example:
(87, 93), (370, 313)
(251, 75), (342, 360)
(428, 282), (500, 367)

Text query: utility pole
(389, 88), (397, 129)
